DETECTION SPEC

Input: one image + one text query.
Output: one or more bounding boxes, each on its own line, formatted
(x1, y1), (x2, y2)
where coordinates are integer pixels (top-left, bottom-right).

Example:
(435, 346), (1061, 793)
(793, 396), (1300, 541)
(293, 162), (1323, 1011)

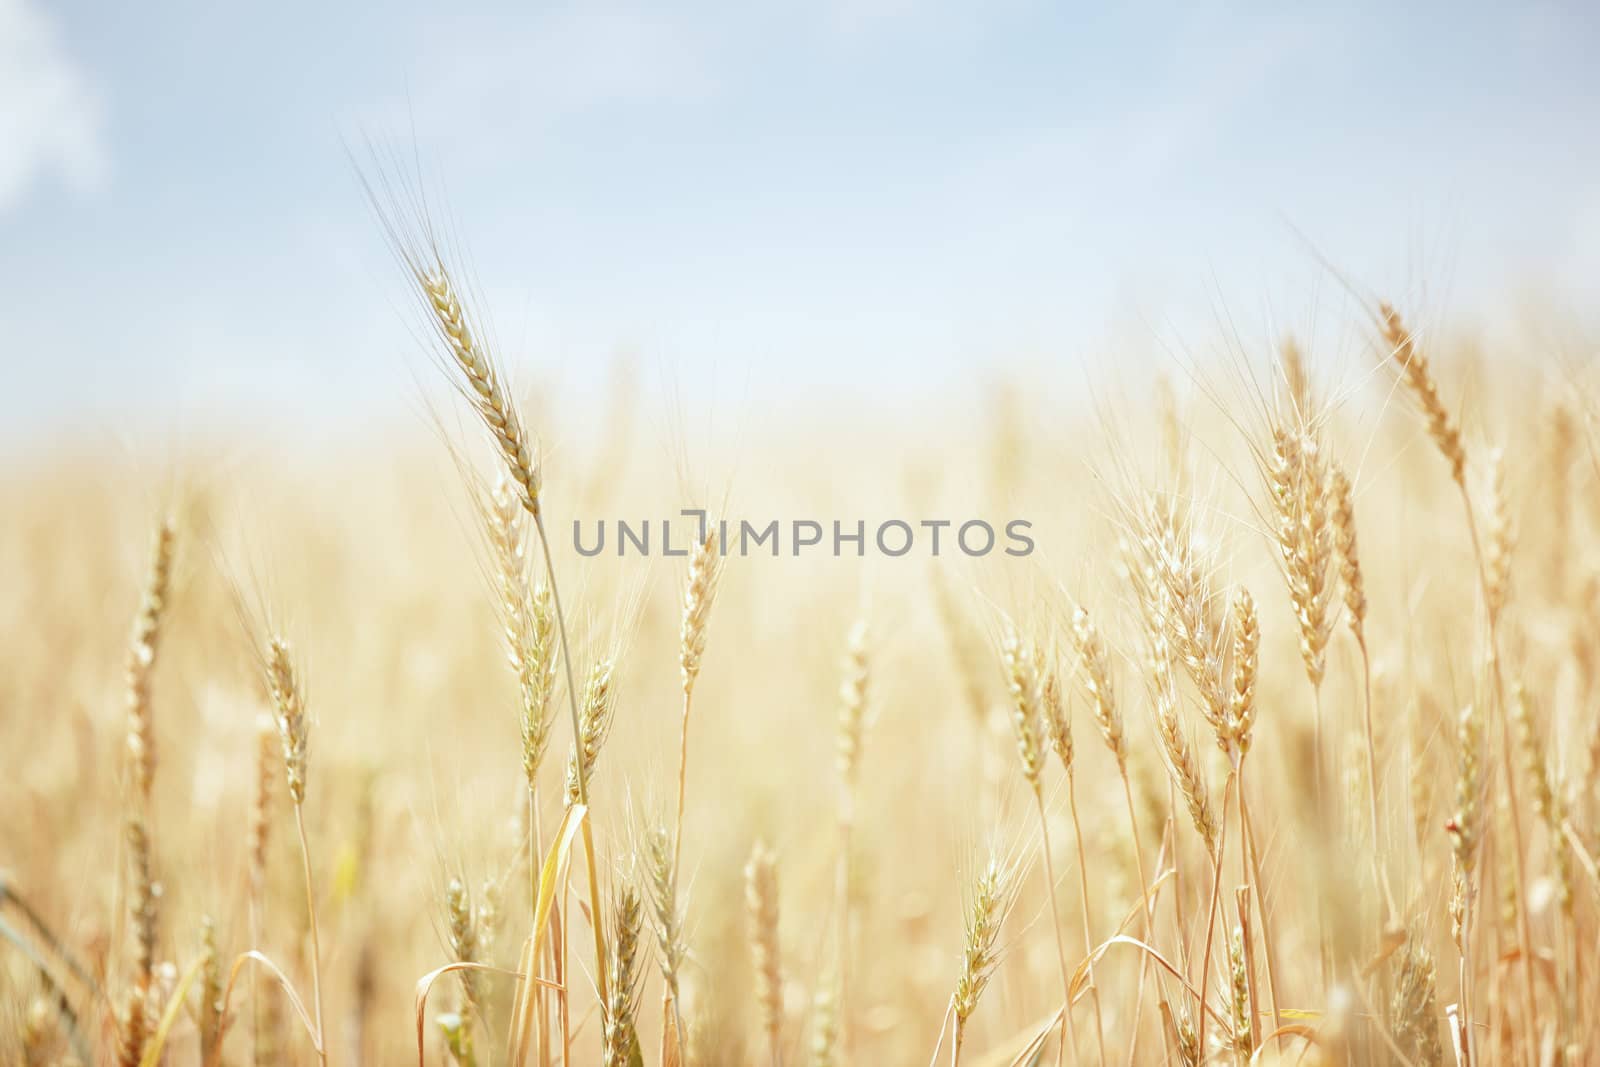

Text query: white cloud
(0, 0), (106, 212)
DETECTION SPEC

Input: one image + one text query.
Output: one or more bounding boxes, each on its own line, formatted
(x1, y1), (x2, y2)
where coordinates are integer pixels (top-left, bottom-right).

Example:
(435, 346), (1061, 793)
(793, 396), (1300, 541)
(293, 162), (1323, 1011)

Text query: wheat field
(1, 223), (1596, 1067)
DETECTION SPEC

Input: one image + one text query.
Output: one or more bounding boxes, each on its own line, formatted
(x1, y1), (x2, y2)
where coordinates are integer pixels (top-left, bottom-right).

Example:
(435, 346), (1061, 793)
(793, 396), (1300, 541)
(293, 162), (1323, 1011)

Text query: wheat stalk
(1002, 626), (1077, 1061)
(1046, 670), (1109, 1067)
(262, 636), (325, 1067)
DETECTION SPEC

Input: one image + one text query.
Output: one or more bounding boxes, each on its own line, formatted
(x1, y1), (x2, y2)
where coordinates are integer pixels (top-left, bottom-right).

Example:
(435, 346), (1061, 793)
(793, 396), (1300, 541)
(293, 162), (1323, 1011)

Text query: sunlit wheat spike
(417, 263), (542, 517)
(265, 637), (309, 805)
(1151, 636), (1217, 854)
(1043, 669), (1073, 773)
(1229, 588), (1258, 755)
(1001, 626), (1045, 788)
(565, 656), (617, 806)
(1329, 465), (1366, 645)
(679, 521), (724, 698)
(644, 823), (686, 997)
(1264, 424), (1336, 689)
(1449, 702), (1483, 877)
(1140, 495), (1231, 737)
(951, 856), (1016, 1063)
(1069, 605), (1125, 768)
(1378, 302), (1467, 487)
(484, 474), (558, 786)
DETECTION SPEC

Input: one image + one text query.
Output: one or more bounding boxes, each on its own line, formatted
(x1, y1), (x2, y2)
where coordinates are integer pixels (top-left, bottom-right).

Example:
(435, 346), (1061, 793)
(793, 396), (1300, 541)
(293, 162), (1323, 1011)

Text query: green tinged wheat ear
(1163, 1001), (1200, 1067)
(951, 858), (1012, 1066)
(1227, 926), (1251, 1059)
(603, 885), (645, 1067)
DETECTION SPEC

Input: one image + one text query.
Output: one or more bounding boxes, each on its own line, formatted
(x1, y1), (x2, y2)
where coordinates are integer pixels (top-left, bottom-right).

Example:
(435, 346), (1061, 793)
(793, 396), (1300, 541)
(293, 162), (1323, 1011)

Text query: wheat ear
(602, 884), (644, 1067)
(125, 518), (175, 810)
(1003, 628), (1076, 1062)
(263, 637), (325, 1066)
(746, 840), (784, 1066)
(950, 858), (1014, 1067)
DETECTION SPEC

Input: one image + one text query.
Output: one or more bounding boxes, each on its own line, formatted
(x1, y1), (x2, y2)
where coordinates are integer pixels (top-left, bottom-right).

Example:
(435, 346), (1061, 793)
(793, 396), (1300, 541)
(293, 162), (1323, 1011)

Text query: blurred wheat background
(3, 277), (1599, 1065)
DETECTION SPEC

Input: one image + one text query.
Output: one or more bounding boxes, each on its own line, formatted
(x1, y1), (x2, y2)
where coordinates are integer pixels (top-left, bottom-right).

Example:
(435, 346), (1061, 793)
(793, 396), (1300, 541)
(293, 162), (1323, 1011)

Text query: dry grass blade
(135, 956), (204, 1067)
(508, 803), (588, 1067)
(414, 962), (558, 1067)
(207, 950), (322, 1067)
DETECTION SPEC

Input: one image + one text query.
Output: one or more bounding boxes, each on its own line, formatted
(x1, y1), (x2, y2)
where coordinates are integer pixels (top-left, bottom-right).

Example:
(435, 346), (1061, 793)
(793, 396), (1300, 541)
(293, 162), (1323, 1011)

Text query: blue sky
(1, 0), (1596, 443)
